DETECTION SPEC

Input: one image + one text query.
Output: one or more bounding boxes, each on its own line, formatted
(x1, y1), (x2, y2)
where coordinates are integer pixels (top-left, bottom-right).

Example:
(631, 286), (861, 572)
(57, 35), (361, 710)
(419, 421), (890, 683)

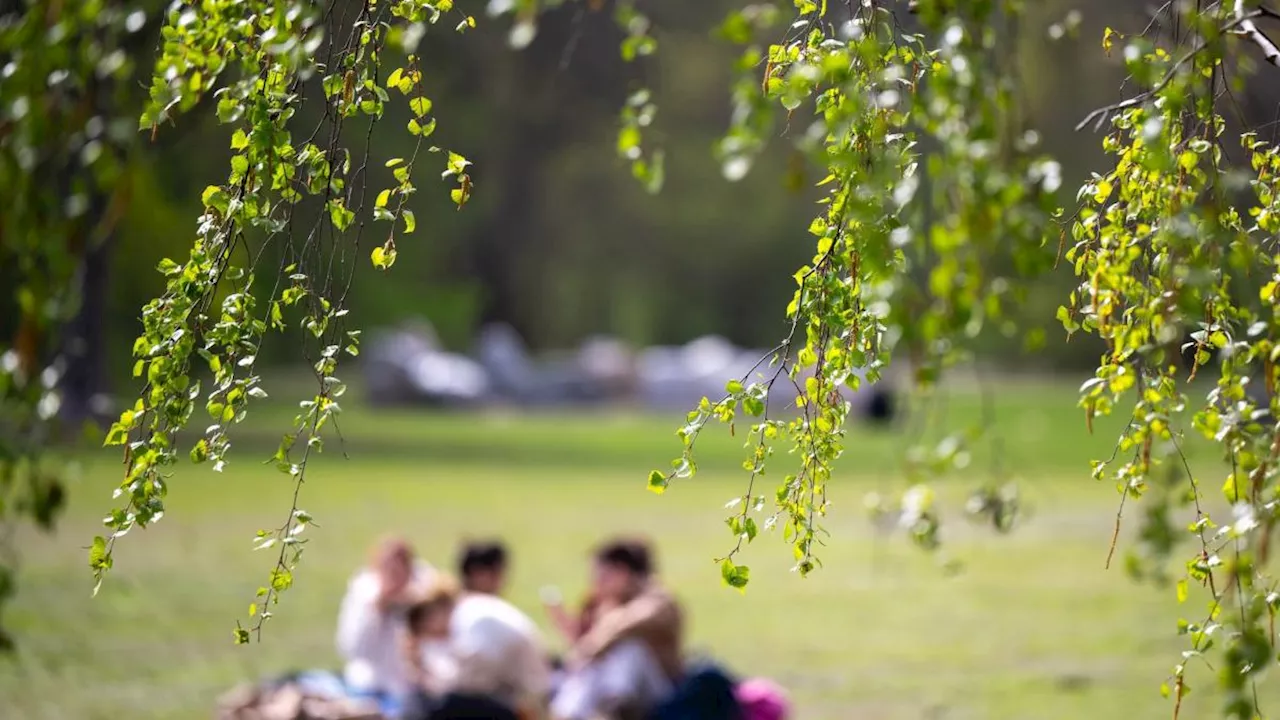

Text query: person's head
(371, 536), (415, 591)
(406, 577), (460, 640)
(458, 540), (508, 595)
(591, 537), (654, 603)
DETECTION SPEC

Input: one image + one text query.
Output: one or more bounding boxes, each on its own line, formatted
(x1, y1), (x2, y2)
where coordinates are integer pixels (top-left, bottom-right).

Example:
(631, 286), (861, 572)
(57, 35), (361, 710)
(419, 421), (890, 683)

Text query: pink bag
(735, 677), (790, 720)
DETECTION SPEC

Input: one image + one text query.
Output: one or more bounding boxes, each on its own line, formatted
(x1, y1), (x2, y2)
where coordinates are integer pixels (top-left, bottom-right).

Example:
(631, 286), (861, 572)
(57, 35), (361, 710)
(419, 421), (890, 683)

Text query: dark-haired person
(550, 538), (683, 720)
(449, 539), (552, 718)
(458, 540), (508, 596)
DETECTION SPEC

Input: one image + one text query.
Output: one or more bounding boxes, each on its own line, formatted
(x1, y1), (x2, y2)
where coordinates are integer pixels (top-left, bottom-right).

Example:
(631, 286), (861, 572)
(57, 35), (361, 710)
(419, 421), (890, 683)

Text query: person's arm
(545, 602), (580, 644)
(574, 591), (676, 662)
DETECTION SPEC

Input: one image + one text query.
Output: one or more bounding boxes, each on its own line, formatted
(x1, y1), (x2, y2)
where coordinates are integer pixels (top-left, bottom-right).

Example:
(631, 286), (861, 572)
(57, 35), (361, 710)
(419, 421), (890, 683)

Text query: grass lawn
(0, 377), (1251, 719)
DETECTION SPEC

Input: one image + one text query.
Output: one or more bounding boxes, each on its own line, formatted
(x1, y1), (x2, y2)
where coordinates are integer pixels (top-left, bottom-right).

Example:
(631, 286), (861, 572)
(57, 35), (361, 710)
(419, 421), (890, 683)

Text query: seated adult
(551, 538), (684, 720)
(451, 540), (552, 717)
(335, 537), (438, 713)
(458, 539), (509, 596)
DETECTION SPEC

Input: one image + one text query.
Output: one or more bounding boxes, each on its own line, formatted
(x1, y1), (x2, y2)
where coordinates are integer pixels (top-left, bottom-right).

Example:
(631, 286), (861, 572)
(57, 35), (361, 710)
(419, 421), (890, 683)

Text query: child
(401, 578), (461, 715)
(402, 576), (528, 720)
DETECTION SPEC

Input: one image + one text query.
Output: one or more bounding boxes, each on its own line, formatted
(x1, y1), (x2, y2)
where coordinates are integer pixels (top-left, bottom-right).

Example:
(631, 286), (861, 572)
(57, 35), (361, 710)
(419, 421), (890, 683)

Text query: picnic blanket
(216, 670), (383, 720)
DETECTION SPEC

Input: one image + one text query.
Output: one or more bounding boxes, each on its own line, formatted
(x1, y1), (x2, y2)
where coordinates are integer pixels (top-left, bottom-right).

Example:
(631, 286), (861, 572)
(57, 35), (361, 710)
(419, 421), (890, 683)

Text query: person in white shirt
(451, 591), (552, 714)
(335, 537), (437, 714)
(450, 540), (552, 715)
(398, 565), (550, 719)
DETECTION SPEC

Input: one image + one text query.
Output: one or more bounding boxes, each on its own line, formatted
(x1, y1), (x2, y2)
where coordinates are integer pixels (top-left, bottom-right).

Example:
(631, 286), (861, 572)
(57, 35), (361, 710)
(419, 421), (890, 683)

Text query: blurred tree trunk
(465, 5), (629, 345)
(58, 201), (122, 427)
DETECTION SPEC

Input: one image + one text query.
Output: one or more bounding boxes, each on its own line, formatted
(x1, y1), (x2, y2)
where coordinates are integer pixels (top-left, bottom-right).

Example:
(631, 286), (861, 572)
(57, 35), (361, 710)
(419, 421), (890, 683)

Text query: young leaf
(444, 151), (470, 177)
(409, 96), (433, 117)
(328, 200), (355, 231)
(719, 558), (750, 592)
(371, 243), (398, 270)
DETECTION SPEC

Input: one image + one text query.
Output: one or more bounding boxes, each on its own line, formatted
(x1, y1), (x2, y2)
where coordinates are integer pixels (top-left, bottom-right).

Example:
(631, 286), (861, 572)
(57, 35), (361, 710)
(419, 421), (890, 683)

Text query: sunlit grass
(1, 378), (1238, 719)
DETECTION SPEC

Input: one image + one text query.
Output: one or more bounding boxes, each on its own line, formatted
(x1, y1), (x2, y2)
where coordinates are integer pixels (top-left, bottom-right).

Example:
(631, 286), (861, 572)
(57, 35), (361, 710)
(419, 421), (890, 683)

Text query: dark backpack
(648, 664), (742, 720)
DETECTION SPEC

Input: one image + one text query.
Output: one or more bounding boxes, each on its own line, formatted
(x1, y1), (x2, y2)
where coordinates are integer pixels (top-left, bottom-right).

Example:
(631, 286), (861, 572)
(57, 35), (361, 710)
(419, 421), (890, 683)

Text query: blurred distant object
(362, 319), (895, 421)
(364, 321), (490, 407)
(637, 335), (895, 425)
(577, 335), (638, 398)
(636, 335), (762, 411)
(475, 323), (623, 406)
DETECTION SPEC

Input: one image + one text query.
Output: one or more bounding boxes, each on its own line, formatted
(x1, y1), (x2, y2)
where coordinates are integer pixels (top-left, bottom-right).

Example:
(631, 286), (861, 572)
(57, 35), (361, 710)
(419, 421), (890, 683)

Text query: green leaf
(372, 243), (398, 270)
(89, 536), (110, 572)
(190, 439), (209, 464)
(403, 210), (416, 234)
(230, 129), (249, 150)
(407, 115), (439, 138)
(376, 189), (391, 208)
(719, 558), (750, 591)
(1092, 179), (1113, 203)
(409, 96), (433, 117)
(451, 186), (469, 208)
(648, 470), (667, 494)
(201, 185), (230, 215)
(1223, 473), (1244, 503)
(1176, 578), (1188, 603)
(270, 569), (293, 592)
(328, 200), (355, 231)
(103, 422), (129, 447)
(445, 151), (470, 177)
(725, 379), (744, 394)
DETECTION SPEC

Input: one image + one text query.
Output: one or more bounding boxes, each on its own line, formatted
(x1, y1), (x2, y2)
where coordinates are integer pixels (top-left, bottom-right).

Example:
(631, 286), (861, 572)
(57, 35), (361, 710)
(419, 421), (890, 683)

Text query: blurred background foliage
(6, 0), (1207, 393)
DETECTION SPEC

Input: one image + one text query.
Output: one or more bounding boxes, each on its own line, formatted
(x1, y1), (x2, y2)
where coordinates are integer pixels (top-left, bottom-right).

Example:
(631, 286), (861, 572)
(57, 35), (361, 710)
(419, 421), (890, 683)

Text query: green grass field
(0, 378), (1251, 719)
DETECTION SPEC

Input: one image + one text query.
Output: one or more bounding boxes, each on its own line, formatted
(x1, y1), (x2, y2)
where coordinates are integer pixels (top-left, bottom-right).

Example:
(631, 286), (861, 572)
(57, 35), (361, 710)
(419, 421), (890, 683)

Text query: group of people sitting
(335, 535), (787, 720)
